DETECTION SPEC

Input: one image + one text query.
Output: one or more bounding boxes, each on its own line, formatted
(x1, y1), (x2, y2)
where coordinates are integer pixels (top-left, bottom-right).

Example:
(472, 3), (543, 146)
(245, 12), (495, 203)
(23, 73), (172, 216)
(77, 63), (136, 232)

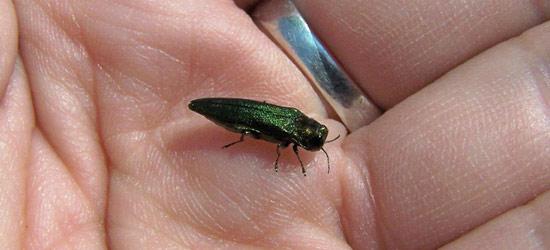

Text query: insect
(188, 98), (340, 176)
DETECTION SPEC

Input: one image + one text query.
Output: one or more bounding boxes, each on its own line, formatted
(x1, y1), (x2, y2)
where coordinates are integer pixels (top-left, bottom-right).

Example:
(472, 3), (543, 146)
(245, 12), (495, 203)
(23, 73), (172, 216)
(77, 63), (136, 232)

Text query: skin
(0, 0), (548, 249)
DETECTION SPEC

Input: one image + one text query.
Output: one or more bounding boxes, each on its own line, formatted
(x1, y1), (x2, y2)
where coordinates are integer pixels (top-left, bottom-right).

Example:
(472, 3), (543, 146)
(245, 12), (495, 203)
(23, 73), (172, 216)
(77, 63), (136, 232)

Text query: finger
(294, 0), (550, 108)
(0, 60), (33, 249)
(343, 21), (550, 249)
(15, 0), (109, 214)
(0, 0), (17, 98)
(441, 191), (550, 249)
(25, 131), (105, 248)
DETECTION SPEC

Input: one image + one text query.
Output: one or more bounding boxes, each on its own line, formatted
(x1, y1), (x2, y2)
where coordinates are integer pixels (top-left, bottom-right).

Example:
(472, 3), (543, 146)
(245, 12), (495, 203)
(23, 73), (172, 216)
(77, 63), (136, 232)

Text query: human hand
(1, 0), (548, 249)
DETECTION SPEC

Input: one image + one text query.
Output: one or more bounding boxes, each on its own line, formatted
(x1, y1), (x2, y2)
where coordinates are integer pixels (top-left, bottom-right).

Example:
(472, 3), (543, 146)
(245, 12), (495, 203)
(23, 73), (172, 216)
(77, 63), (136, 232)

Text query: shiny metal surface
(253, 0), (380, 131)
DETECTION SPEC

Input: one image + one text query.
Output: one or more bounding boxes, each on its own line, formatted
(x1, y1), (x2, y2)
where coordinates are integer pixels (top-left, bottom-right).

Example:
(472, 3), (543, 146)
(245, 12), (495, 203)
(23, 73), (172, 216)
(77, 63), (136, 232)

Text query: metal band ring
(252, 0), (380, 131)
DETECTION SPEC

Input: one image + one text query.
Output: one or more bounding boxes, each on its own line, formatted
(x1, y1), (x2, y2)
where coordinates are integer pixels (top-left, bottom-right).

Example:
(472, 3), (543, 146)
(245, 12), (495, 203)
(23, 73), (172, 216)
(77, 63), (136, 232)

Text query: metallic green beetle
(188, 98), (339, 176)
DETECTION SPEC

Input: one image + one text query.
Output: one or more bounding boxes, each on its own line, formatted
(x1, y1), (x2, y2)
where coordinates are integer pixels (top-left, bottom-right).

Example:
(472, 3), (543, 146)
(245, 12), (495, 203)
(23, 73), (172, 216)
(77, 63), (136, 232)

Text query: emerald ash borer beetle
(188, 98), (339, 176)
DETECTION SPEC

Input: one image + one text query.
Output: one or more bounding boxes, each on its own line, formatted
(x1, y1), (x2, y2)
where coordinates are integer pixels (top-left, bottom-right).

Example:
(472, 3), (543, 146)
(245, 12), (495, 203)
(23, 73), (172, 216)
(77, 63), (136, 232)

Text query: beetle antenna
(325, 134), (340, 143)
(321, 147), (331, 174)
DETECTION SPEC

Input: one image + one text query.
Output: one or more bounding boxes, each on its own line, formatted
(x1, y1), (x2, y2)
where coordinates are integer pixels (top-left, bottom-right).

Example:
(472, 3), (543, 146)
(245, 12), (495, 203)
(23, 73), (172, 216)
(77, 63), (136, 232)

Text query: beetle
(188, 98), (339, 176)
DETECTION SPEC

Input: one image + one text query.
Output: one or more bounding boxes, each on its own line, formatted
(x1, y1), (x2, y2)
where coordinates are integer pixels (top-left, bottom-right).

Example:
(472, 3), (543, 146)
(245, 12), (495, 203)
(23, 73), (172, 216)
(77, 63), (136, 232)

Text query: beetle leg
(273, 142), (289, 173)
(274, 144), (282, 173)
(222, 133), (246, 148)
(292, 144), (306, 176)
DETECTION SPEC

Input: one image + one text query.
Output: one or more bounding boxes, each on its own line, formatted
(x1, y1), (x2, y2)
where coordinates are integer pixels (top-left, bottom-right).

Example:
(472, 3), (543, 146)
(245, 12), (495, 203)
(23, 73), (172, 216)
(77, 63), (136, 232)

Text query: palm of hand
(1, 1), (549, 249)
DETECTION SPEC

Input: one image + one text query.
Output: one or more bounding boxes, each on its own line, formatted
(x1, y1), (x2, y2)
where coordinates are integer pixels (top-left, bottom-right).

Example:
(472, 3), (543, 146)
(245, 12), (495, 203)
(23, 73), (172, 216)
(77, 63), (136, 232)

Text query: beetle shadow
(166, 125), (315, 174)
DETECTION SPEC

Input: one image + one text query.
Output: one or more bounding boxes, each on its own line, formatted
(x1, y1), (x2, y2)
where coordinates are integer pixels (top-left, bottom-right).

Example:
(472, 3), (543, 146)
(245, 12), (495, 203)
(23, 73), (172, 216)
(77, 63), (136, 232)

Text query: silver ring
(252, 0), (380, 131)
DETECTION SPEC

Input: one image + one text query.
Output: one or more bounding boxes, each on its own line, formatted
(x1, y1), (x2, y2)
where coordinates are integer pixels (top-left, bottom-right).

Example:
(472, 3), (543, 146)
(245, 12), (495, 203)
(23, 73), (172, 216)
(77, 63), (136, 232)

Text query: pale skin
(1, 0), (549, 249)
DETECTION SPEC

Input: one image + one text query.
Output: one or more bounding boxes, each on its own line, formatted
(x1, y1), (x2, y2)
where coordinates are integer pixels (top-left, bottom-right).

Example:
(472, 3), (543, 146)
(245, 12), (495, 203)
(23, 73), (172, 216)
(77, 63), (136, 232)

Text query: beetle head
(297, 118), (328, 151)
